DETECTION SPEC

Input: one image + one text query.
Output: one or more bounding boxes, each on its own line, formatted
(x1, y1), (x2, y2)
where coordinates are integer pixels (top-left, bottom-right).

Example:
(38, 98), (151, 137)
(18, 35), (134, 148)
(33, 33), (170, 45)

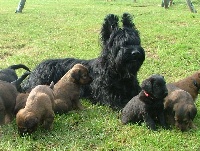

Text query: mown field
(0, 0), (200, 150)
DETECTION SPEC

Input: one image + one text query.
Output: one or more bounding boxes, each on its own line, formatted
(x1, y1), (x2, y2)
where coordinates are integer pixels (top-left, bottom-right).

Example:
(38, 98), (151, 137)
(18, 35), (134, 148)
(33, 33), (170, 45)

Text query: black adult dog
(22, 13), (145, 110)
(121, 74), (168, 130)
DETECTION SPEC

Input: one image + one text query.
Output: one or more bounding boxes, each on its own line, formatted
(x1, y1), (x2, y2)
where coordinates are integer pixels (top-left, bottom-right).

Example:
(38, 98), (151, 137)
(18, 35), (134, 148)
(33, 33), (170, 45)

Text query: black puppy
(0, 64), (30, 83)
(121, 74), (168, 130)
(22, 13), (145, 110)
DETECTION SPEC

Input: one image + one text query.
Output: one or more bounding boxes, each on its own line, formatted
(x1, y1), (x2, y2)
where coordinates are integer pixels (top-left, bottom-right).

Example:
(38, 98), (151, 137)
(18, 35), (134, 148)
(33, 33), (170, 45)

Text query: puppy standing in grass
(121, 74), (168, 130)
(164, 84), (197, 131)
(16, 82), (55, 136)
(53, 64), (92, 114)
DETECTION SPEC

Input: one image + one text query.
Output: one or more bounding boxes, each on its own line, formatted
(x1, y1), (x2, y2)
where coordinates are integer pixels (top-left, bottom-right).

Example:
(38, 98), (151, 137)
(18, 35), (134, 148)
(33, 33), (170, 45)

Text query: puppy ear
(141, 77), (154, 94)
(100, 14), (119, 45)
(188, 105), (197, 120)
(173, 103), (179, 113)
(24, 113), (38, 128)
(71, 69), (81, 82)
(198, 72), (200, 78)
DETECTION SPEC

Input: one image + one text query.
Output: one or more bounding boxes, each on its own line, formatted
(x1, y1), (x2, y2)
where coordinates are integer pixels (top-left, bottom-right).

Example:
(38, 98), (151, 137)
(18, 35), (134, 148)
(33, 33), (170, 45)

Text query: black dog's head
(99, 13), (145, 77)
(141, 74), (168, 99)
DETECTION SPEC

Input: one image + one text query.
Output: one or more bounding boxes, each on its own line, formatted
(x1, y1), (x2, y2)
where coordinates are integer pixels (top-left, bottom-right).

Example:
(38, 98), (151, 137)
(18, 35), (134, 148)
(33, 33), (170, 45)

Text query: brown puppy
(16, 82), (55, 136)
(14, 93), (29, 115)
(172, 71), (200, 101)
(0, 71), (31, 124)
(0, 81), (18, 125)
(54, 64), (92, 114)
(164, 84), (197, 131)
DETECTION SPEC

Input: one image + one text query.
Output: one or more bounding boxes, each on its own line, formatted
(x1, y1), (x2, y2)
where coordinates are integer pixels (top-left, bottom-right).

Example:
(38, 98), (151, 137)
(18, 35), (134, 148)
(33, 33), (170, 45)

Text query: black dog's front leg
(143, 113), (156, 131)
(157, 111), (167, 129)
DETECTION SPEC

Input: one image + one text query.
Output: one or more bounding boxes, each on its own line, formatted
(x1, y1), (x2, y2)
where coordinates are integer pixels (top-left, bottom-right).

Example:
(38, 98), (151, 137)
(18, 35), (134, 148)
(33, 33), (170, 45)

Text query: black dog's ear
(71, 69), (81, 82)
(100, 14), (119, 45)
(122, 13), (135, 29)
(141, 77), (154, 94)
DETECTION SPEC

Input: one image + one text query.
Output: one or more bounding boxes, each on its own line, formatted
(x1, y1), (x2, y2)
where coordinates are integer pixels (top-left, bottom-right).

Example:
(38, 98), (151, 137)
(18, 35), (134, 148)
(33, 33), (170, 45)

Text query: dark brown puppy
(121, 74), (168, 130)
(0, 81), (18, 125)
(54, 64), (92, 114)
(14, 93), (29, 115)
(164, 84), (197, 131)
(172, 71), (200, 101)
(0, 71), (29, 125)
(16, 82), (55, 136)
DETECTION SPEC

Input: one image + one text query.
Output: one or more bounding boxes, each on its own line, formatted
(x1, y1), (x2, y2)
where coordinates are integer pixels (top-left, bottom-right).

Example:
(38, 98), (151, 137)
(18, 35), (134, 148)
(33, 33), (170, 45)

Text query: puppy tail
(100, 14), (119, 45)
(11, 71), (31, 92)
(121, 13), (137, 30)
(8, 64), (31, 72)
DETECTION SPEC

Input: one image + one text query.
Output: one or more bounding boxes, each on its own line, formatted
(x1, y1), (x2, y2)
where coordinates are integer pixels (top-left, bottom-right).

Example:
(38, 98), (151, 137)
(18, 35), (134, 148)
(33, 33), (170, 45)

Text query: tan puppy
(0, 81), (18, 125)
(16, 82), (55, 136)
(164, 84), (197, 131)
(54, 64), (92, 114)
(172, 71), (200, 101)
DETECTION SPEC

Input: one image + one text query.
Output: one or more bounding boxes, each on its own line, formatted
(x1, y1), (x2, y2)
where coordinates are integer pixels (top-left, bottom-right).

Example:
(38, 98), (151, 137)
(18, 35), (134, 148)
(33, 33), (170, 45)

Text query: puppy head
(16, 109), (39, 136)
(174, 103), (197, 131)
(71, 64), (92, 85)
(192, 71), (200, 94)
(141, 74), (168, 99)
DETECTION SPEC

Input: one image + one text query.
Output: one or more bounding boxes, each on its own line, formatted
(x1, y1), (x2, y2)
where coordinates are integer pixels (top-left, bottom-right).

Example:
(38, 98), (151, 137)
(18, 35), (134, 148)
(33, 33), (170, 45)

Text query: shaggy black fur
(0, 64), (30, 83)
(121, 74), (168, 130)
(21, 13), (145, 110)
(11, 71), (30, 92)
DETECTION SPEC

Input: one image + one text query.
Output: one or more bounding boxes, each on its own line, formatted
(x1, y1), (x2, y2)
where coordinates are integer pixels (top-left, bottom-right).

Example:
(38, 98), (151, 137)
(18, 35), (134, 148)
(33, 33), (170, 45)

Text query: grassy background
(0, 0), (200, 150)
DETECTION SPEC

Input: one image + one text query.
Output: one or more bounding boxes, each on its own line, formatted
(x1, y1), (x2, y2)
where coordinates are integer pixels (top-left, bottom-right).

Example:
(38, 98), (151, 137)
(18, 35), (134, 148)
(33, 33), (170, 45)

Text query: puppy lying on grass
(54, 64), (92, 114)
(172, 70), (200, 101)
(121, 74), (168, 130)
(164, 84), (197, 131)
(16, 82), (55, 136)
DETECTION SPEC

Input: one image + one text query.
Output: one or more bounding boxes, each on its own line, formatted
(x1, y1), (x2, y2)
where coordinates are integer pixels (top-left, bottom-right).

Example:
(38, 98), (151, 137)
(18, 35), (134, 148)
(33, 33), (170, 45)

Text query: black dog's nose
(131, 50), (140, 55)
(131, 50), (141, 60)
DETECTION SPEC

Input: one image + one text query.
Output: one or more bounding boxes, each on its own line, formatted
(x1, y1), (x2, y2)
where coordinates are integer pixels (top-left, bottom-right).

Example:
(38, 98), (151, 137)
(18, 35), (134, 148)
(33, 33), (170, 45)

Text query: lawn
(0, 0), (200, 150)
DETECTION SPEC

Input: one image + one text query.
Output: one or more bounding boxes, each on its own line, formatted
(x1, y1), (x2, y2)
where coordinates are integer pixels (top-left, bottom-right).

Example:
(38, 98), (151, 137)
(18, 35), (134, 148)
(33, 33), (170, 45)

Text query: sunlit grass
(0, 0), (200, 150)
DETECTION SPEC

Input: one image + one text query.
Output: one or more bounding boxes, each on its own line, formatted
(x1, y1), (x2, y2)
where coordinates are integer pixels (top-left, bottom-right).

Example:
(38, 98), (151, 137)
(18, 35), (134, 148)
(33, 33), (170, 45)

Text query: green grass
(0, 0), (200, 150)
